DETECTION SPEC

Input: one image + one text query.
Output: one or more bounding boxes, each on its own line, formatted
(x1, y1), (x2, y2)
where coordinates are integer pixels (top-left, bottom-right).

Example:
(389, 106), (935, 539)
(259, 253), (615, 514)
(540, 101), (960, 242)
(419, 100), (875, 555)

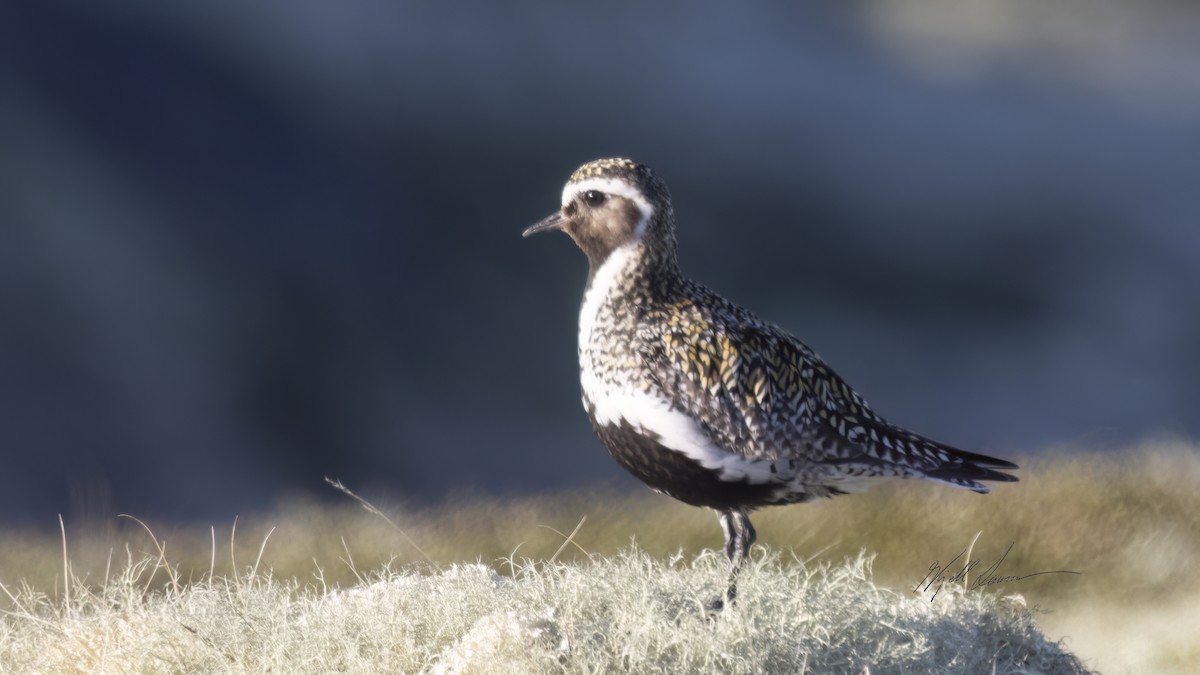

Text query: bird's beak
(522, 211), (566, 238)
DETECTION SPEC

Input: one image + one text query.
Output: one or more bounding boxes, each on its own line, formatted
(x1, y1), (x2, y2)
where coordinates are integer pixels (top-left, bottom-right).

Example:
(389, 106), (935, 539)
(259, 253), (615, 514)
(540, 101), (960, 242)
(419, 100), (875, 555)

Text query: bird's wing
(638, 298), (831, 460)
(642, 301), (1017, 491)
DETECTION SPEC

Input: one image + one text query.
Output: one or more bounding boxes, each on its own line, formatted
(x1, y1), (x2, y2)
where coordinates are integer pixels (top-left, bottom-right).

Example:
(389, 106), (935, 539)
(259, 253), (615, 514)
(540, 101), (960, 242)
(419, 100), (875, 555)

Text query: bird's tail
(915, 438), (1019, 493)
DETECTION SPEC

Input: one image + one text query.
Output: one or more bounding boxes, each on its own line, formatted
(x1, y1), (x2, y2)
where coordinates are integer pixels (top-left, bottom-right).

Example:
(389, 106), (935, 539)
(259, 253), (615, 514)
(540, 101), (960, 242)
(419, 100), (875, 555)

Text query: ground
(2, 440), (1197, 672)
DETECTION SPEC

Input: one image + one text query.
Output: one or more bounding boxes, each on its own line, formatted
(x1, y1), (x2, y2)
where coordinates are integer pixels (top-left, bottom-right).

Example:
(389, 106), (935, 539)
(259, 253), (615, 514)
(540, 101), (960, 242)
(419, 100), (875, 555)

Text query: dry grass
(0, 546), (1088, 673)
(1, 439), (1197, 672)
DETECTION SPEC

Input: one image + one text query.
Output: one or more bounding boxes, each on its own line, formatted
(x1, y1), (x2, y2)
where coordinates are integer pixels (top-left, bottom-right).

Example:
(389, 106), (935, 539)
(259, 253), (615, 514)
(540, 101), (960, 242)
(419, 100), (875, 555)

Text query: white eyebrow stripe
(563, 177), (655, 238)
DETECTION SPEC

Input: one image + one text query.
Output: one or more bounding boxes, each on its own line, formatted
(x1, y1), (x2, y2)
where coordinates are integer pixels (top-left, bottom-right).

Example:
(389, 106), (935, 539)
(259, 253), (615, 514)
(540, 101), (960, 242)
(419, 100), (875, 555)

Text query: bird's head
(523, 158), (676, 268)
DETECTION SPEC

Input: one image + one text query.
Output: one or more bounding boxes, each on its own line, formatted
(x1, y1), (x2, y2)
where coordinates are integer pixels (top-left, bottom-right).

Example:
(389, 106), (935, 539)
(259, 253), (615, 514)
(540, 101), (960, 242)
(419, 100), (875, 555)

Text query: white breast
(578, 243), (637, 369)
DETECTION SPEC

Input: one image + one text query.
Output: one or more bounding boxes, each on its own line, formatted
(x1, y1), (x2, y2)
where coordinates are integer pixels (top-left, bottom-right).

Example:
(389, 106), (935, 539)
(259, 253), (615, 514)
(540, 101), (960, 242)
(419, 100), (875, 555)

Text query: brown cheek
(564, 218), (608, 261)
(618, 201), (643, 237)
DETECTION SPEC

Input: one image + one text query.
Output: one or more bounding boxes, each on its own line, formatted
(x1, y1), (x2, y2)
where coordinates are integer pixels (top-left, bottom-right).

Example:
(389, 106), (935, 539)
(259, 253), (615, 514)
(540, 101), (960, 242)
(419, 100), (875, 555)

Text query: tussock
(0, 546), (1087, 673)
(4, 441), (1199, 671)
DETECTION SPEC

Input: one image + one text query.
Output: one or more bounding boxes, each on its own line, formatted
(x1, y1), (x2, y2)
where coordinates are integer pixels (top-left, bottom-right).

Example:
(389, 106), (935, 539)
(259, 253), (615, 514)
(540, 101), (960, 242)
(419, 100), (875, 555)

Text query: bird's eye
(583, 190), (607, 206)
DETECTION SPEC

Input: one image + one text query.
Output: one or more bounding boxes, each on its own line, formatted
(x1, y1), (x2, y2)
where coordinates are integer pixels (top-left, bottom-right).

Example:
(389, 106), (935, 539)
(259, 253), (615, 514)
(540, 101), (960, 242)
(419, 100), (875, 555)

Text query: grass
(1, 439), (1198, 672)
(0, 547), (1087, 673)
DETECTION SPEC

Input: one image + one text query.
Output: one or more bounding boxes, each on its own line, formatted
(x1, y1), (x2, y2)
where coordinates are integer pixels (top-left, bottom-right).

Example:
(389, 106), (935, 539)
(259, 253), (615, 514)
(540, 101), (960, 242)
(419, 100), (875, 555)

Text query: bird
(522, 158), (1018, 607)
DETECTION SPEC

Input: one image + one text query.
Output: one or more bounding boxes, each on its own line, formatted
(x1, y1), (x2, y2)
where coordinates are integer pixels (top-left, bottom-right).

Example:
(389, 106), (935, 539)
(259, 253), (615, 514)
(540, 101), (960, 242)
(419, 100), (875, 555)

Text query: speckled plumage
(524, 158), (1017, 605)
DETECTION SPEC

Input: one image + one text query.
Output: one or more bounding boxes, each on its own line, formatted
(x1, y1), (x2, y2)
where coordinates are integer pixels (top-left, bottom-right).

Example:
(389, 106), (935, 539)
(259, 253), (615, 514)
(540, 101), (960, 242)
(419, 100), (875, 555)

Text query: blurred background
(2, 0), (1198, 522)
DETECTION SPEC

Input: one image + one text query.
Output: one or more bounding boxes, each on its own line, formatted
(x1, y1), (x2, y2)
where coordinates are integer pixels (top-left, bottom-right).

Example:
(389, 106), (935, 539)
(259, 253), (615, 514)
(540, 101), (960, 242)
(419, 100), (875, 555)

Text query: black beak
(522, 211), (566, 238)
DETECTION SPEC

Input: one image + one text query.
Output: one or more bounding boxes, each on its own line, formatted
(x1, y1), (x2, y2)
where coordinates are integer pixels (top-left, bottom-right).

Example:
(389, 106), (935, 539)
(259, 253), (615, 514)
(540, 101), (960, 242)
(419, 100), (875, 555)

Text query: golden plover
(523, 158), (1018, 605)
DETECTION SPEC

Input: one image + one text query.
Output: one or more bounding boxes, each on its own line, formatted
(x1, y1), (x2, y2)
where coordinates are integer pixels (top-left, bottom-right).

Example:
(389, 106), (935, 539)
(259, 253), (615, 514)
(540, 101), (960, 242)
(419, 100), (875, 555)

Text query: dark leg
(719, 510), (737, 562)
(712, 509), (757, 610)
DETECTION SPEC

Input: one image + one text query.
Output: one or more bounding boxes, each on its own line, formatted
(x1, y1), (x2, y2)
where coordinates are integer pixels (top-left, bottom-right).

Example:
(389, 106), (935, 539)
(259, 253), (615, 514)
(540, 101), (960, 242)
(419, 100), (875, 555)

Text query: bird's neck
(584, 237), (683, 305)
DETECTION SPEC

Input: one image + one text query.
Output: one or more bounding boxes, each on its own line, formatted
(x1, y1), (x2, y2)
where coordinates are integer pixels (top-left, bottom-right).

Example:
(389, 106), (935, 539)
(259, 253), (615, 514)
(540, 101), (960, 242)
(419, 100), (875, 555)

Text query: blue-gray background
(3, 0), (1198, 521)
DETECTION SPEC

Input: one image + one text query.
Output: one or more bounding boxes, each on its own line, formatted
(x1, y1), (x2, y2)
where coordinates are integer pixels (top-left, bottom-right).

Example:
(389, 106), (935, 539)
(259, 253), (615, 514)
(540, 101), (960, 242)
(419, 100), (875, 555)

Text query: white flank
(578, 243), (773, 485)
(598, 390), (777, 484)
(563, 177), (654, 238)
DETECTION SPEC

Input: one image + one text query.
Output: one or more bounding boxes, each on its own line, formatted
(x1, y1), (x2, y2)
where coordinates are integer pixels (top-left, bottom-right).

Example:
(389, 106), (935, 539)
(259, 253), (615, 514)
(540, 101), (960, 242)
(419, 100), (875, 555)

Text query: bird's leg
(725, 510), (756, 602)
(711, 509), (757, 610)
(719, 510), (737, 562)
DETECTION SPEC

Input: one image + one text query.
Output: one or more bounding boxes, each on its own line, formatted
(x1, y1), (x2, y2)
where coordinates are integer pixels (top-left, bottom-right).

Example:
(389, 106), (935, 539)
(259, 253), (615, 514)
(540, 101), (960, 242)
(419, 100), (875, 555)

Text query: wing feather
(640, 286), (1017, 491)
